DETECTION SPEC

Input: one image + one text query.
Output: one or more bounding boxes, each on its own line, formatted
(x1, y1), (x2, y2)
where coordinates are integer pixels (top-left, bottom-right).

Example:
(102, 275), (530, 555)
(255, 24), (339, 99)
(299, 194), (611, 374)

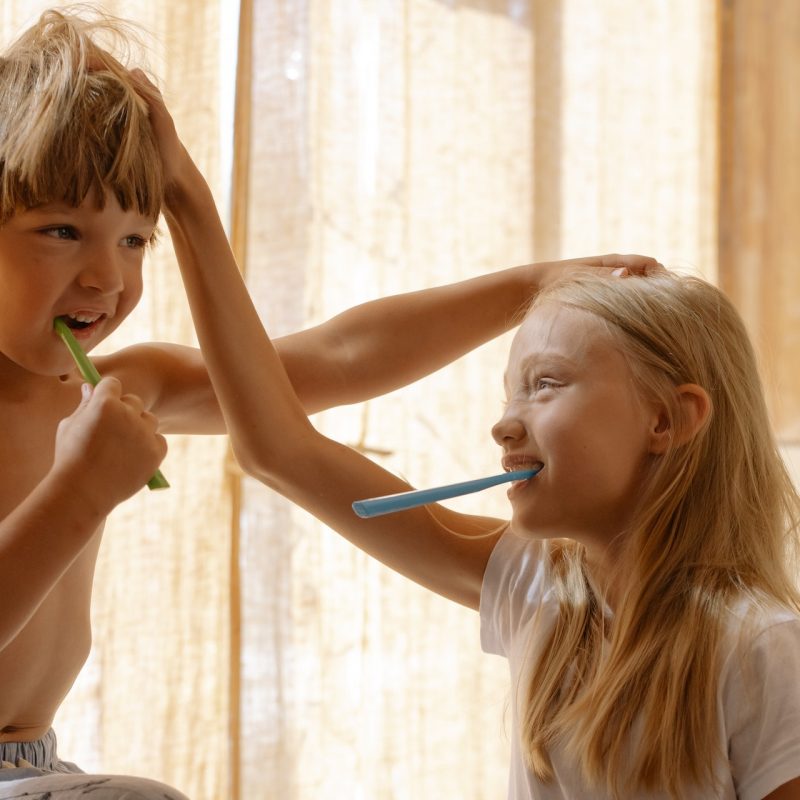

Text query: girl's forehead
(510, 303), (609, 363)
(502, 302), (637, 393)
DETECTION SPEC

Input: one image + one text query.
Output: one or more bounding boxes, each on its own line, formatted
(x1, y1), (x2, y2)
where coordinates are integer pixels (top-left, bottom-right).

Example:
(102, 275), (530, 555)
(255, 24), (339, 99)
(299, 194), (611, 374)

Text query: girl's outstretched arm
(141, 74), (504, 605)
(169, 169), (506, 605)
(764, 778), (800, 800)
(144, 73), (659, 604)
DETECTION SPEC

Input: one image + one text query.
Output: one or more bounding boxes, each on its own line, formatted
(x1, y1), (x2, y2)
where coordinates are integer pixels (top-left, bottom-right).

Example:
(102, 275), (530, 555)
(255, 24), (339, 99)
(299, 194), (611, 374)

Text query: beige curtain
(5, 1), (786, 798)
(718, 0), (800, 478)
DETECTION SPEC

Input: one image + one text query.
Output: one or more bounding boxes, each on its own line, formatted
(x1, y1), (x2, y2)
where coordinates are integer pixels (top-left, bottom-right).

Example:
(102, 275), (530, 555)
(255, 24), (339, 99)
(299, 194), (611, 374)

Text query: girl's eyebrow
(503, 352), (577, 392)
(517, 353), (578, 375)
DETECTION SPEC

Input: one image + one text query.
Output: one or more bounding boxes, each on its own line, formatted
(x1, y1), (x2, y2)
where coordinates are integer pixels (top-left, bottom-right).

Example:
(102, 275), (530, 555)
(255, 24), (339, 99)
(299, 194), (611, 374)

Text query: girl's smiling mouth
(504, 459), (544, 495)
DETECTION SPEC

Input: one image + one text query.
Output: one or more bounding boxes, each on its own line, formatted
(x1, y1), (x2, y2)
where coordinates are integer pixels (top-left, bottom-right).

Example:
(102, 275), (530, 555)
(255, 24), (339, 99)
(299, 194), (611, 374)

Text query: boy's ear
(648, 383), (711, 454)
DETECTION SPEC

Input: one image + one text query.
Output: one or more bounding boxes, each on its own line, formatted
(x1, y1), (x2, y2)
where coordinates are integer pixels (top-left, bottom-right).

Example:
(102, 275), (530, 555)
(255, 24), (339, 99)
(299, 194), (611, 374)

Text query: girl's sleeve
(479, 531), (547, 658)
(726, 616), (800, 800)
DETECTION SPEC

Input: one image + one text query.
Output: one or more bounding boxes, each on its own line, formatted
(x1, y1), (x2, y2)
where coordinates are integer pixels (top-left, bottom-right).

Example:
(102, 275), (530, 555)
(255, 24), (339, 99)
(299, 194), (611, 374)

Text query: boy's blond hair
(518, 272), (800, 798)
(0, 6), (163, 223)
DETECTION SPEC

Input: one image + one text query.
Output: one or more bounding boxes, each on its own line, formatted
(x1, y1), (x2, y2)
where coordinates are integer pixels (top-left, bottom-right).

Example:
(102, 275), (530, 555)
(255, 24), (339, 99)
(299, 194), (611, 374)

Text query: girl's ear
(648, 383), (711, 454)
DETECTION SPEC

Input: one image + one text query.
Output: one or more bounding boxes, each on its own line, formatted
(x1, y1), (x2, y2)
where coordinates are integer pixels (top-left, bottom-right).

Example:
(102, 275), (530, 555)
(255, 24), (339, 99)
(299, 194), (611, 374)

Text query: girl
(0, 6), (653, 798)
(156, 67), (800, 798)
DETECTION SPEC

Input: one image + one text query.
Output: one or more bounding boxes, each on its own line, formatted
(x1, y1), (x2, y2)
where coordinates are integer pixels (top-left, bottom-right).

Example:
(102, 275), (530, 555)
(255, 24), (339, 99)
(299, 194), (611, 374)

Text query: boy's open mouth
(57, 312), (106, 332)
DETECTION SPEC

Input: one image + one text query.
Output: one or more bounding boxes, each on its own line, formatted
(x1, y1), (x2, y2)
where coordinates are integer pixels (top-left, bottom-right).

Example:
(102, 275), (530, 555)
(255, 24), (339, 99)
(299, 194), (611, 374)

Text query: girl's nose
(491, 409), (526, 446)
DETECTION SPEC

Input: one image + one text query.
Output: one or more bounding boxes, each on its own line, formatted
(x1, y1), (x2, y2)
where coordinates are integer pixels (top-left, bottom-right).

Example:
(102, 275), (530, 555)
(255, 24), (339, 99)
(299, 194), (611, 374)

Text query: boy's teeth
(61, 312), (102, 330)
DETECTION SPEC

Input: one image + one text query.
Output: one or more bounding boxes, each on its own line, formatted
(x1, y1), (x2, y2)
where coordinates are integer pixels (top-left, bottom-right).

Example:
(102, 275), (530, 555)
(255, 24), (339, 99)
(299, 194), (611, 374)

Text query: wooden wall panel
(719, 0), (800, 441)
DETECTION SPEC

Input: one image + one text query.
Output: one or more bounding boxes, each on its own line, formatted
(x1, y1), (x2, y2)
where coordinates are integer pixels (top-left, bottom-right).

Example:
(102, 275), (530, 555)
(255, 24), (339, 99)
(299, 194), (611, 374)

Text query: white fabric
(480, 530), (800, 799)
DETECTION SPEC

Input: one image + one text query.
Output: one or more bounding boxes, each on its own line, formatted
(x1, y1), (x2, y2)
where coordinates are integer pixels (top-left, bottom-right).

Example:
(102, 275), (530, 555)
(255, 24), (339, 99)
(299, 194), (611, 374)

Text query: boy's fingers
(91, 376), (123, 398)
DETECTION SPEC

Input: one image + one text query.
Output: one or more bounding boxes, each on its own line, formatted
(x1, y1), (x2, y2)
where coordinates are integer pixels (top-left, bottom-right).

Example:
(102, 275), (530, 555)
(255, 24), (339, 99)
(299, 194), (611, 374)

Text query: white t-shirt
(480, 530), (800, 800)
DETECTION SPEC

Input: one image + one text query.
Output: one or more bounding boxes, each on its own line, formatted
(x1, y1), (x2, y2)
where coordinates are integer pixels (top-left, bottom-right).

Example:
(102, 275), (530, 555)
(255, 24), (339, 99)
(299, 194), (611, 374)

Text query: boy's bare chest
(0, 379), (82, 516)
(0, 378), (101, 735)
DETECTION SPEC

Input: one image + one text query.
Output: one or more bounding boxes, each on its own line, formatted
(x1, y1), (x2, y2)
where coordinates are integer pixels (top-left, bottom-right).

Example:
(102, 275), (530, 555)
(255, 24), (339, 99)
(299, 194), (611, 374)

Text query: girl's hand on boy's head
(128, 68), (190, 186)
(84, 53), (193, 191)
(53, 378), (167, 512)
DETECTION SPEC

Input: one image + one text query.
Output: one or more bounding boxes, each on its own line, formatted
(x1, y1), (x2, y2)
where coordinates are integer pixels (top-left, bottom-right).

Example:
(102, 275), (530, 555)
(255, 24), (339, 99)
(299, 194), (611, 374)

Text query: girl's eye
(522, 377), (560, 395)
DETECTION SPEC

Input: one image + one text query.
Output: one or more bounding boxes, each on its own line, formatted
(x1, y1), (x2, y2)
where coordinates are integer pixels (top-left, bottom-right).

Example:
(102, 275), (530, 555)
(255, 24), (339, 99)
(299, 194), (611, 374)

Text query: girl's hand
(128, 68), (195, 192)
(86, 54), (195, 193)
(53, 378), (167, 512)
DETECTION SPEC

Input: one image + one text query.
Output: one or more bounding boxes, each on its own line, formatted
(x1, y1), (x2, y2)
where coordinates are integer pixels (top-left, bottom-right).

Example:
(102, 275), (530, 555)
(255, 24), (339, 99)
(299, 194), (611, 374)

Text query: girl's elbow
(230, 442), (281, 486)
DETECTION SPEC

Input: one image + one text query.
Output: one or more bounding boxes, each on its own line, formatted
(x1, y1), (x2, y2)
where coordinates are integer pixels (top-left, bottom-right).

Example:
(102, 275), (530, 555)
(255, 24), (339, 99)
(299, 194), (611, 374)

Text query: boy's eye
(42, 225), (77, 240)
(121, 235), (148, 249)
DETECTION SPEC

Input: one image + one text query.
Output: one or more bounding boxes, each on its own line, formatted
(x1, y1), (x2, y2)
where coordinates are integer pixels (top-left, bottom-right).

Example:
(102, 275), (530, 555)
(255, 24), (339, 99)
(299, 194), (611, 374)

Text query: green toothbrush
(54, 317), (170, 491)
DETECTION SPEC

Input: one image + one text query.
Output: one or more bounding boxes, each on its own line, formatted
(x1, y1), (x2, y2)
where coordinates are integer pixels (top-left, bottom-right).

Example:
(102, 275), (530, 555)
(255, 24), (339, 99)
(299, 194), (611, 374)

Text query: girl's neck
(582, 533), (630, 612)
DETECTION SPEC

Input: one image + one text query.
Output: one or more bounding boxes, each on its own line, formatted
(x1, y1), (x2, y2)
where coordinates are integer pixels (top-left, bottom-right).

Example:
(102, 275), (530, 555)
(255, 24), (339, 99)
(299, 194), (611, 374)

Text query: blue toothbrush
(352, 466), (542, 518)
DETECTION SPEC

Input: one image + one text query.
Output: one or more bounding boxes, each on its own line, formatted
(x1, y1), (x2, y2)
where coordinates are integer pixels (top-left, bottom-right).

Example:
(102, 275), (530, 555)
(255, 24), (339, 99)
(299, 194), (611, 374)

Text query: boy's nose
(77, 254), (124, 294)
(491, 410), (526, 446)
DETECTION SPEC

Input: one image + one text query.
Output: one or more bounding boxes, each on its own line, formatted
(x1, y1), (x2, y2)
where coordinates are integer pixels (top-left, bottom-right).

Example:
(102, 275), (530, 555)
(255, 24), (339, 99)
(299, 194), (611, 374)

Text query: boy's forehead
(22, 186), (157, 225)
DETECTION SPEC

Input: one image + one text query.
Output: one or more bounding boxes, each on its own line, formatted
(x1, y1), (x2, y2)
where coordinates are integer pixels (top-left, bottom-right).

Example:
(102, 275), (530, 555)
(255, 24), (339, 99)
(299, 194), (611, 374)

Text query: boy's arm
(101, 256), (658, 434)
(0, 379), (166, 650)
(271, 252), (658, 414)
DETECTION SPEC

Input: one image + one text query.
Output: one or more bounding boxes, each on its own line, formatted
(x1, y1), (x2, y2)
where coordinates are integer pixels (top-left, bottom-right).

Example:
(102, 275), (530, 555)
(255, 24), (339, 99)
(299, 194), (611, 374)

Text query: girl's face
(492, 302), (658, 550)
(0, 187), (156, 378)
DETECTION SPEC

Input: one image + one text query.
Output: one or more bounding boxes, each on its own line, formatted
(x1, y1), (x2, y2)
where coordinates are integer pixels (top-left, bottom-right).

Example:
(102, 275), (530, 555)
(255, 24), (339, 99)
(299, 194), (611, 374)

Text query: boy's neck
(0, 355), (74, 402)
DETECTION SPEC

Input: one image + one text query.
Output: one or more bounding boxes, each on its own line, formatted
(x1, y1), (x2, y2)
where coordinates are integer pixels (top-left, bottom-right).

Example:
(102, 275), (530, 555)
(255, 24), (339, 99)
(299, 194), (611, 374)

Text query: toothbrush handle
(352, 468), (538, 518)
(54, 319), (170, 491)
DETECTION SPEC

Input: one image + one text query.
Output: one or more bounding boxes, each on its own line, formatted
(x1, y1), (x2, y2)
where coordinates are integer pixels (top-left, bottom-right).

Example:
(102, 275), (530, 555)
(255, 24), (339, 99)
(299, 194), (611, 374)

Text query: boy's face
(492, 302), (658, 548)
(0, 187), (156, 377)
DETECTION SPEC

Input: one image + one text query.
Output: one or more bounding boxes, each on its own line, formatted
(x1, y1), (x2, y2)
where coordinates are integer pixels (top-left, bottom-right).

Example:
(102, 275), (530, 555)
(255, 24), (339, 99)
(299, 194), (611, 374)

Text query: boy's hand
(535, 253), (664, 291)
(53, 378), (167, 511)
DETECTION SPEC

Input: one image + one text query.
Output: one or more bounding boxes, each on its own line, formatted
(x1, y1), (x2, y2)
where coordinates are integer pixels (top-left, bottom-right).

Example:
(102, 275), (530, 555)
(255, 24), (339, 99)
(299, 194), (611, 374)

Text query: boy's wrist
(40, 465), (114, 533)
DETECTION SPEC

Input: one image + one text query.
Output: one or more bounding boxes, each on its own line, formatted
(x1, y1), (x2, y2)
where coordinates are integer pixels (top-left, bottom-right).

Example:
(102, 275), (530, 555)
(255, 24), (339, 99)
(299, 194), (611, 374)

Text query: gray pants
(0, 729), (189, 799)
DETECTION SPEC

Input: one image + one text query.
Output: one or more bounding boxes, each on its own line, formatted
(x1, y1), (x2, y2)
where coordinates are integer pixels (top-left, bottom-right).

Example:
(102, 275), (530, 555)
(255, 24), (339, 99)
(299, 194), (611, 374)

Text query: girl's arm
(165, 161), (504, 607)
(764, 778), (800, 799)
(135, 73), (502, 605)
(167, 158), (502, 608)
(143, 73), (658, 604)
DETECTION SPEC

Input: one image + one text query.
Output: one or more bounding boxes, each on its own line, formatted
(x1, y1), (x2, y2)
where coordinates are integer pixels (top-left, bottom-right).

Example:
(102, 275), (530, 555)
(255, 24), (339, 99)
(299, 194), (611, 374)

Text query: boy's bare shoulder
(94, 343), (222, 434)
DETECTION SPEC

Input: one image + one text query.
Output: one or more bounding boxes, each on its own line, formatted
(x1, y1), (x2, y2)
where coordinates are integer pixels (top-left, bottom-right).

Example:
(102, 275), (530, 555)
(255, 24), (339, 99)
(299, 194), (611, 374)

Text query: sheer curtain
(0, 1), (751, 798)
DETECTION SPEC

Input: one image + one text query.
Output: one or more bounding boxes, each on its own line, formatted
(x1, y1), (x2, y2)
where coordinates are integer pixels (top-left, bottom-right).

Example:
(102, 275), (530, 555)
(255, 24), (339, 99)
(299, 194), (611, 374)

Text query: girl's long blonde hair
(519, 272), (800, 797)
(0, 6), (163, 223)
